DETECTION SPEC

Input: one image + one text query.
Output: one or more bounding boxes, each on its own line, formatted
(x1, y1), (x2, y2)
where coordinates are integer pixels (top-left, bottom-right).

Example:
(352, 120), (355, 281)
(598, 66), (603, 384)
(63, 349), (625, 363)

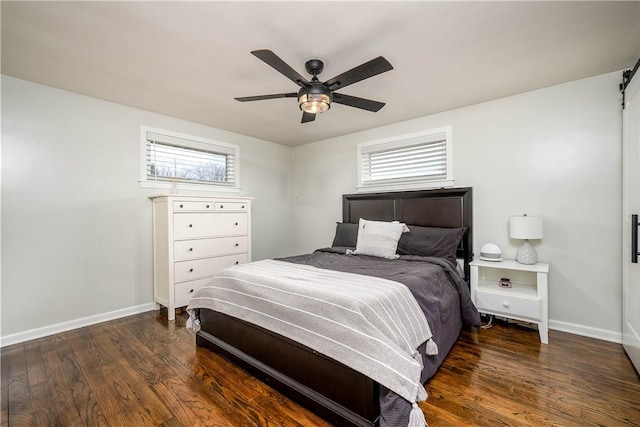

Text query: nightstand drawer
(476, 290), (541, 320)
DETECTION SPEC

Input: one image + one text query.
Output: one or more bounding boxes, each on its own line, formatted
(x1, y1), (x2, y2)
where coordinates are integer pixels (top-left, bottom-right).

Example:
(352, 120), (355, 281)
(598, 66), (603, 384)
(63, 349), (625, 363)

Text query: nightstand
(470, 259), (549, 344)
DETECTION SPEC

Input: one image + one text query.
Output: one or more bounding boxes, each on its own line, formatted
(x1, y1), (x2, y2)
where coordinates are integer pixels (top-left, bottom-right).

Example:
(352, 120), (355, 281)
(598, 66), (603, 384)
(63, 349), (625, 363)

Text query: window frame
(139, 126), (240, 193)
(357, 126), (454, 192)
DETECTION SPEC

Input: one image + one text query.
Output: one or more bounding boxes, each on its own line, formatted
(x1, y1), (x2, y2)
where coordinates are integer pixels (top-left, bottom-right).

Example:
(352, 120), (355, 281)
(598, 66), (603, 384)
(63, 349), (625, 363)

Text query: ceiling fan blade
(235, 93), (297, 102)
(332, 93), (385, 112)
(301, 111), (316, 123)
(251, 49), (310, 88)
(324, 56), (393, 91)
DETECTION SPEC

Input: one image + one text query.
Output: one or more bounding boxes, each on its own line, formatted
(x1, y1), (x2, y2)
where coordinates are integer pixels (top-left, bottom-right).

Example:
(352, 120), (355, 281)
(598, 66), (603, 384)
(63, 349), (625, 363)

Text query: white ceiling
(2, 1), (639, 147)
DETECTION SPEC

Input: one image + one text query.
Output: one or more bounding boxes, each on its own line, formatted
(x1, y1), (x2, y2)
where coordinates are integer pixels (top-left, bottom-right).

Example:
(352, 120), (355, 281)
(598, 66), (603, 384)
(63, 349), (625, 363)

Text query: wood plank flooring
(2, 310), (639, 426)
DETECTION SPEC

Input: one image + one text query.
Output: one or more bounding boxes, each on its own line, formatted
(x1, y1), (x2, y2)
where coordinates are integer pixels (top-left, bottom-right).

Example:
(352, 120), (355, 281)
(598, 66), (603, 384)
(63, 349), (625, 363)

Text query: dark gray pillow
(396, 226), (466, 263)
(331, 222), (359, 247)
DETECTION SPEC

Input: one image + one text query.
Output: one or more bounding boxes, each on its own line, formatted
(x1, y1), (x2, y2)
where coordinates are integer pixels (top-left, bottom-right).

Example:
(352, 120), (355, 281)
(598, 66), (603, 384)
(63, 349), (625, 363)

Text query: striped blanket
(186, 259), (436, 410)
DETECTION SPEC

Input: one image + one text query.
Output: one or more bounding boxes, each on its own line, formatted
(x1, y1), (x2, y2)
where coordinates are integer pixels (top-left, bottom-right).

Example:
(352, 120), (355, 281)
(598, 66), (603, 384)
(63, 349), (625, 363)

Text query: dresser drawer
(173, 201), (215, 211)
(215, 202), (248, 211)
(174, 277), (212, 308)
(175, 253), (248, 283)
(174, 213), (248, 239)
(174, 236), (249, 261)
(476, 290), (541, 320)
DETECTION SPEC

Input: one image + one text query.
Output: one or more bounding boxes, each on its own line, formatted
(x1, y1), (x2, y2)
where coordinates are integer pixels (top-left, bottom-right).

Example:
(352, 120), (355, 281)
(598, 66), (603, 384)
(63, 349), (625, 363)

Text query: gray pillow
(331, 222), (359, 247)
(397, 226), (466, 263)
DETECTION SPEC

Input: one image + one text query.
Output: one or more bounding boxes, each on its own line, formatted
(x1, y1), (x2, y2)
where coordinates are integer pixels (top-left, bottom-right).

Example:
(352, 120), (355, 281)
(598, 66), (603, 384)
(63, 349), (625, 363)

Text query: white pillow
(351, 219), (409, 259)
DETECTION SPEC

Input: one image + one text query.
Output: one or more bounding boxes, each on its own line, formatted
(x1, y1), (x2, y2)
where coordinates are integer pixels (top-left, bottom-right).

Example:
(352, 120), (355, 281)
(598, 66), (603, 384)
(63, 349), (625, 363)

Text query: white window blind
(358, 127), (453, 191)
(140, 127), (239, 191)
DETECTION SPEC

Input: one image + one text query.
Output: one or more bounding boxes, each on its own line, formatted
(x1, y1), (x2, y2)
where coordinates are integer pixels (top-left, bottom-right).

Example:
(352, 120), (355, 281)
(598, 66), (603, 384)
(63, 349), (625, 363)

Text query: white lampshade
(509, 215), (543, 240)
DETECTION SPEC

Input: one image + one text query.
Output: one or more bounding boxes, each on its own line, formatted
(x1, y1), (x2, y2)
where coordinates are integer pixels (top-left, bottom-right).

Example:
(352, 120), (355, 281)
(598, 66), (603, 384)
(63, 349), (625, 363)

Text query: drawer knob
(189, 248), (193, 252)
(220, 205), (224, 209)
(503, 301), (510, 308)
(235, 261), (239, 265)
(190, 289), (194, 293)
(235, 222), (239, 226)
(206, 204), (210, 208)
(179, 204), (184, 208)
(188, 224), (193, 228)
(189, 268), (194, 272)
(242, 205), (245, 209)
(235, 243), (239, 247)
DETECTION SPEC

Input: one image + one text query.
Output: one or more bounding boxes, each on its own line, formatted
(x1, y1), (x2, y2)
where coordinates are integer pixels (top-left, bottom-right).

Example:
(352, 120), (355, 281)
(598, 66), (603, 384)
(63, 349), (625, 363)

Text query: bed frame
(196, 188), (473, 426)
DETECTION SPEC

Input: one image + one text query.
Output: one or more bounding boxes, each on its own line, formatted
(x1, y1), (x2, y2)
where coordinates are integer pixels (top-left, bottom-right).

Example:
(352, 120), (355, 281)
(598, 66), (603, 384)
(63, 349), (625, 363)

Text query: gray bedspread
(188, 248), (480, 426)
(279, 248), (480, 426)
(188, 257), (434, 408)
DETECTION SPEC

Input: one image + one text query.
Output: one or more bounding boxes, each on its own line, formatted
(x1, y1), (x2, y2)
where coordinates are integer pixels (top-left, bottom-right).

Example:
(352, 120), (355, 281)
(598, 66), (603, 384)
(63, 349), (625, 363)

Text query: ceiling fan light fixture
(299, 92), (331, 114)
(298, 83), (332, 114)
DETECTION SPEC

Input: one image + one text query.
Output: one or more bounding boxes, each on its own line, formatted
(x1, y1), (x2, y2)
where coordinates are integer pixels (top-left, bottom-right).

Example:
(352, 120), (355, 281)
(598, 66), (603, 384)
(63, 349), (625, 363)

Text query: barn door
(622, 59), (640, 374)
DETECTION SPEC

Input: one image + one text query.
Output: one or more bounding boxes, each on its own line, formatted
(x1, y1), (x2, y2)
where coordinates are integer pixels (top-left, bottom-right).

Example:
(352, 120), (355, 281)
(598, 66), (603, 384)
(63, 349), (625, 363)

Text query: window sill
(139, 180), (241, 193)
(356, 179), (455, 193)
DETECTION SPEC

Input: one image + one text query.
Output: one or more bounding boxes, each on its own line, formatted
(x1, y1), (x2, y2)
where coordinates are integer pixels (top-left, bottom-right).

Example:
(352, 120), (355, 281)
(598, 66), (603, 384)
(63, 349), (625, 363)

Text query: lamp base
(516, 240), (538, 265)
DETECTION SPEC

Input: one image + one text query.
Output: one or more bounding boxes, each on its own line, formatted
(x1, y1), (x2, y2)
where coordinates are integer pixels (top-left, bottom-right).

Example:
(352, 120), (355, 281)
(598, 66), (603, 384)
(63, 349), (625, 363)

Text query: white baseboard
(549, 319), (622, 344)
(1, 305), (622, 348)
(1, 302), (156, 348)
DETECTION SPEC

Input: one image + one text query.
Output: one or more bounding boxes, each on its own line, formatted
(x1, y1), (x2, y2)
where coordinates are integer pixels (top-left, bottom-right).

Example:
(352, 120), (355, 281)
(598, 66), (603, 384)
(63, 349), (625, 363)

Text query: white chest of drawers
(151, 194), (252, 320)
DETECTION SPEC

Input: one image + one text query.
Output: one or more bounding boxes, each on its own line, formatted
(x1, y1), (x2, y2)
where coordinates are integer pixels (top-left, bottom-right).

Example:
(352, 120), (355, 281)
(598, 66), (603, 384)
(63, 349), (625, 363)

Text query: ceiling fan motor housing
(305, 59), (324, 76)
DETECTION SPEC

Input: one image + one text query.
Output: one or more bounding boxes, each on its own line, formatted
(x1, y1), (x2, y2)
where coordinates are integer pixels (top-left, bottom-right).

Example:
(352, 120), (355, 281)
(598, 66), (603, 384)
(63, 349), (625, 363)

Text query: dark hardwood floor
(2, 310), (639, 426)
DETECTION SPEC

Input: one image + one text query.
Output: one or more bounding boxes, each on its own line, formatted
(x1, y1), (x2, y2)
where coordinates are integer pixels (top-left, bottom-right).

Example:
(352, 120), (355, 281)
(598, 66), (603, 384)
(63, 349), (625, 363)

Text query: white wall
(1, 76), (292, 340)
(2, 71), (625, 344)
(291, 71), (623, 341)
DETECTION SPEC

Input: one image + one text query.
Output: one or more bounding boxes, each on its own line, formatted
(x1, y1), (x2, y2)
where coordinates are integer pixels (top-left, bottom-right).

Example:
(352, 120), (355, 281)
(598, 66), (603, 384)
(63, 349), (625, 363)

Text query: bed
(189, 188), (478, 426)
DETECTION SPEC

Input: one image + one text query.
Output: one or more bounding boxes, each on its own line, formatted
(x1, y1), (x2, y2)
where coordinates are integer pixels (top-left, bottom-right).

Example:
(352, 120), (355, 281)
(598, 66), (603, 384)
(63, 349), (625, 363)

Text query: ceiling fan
(235, 49), (393, 123)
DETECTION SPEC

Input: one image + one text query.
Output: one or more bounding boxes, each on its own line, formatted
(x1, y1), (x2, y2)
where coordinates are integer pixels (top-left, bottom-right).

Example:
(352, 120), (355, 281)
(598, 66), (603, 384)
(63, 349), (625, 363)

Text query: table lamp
(509, 214), (543, 265)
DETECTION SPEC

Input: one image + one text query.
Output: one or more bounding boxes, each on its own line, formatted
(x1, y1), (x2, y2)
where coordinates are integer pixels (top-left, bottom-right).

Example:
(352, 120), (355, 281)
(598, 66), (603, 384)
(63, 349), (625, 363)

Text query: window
(357, 126), (453, 191)
(140, 126), (239, 192)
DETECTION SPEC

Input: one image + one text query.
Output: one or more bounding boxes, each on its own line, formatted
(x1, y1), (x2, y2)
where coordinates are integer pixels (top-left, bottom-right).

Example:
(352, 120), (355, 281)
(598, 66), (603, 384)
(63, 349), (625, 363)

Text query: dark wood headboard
(342, 188), (473, 283)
